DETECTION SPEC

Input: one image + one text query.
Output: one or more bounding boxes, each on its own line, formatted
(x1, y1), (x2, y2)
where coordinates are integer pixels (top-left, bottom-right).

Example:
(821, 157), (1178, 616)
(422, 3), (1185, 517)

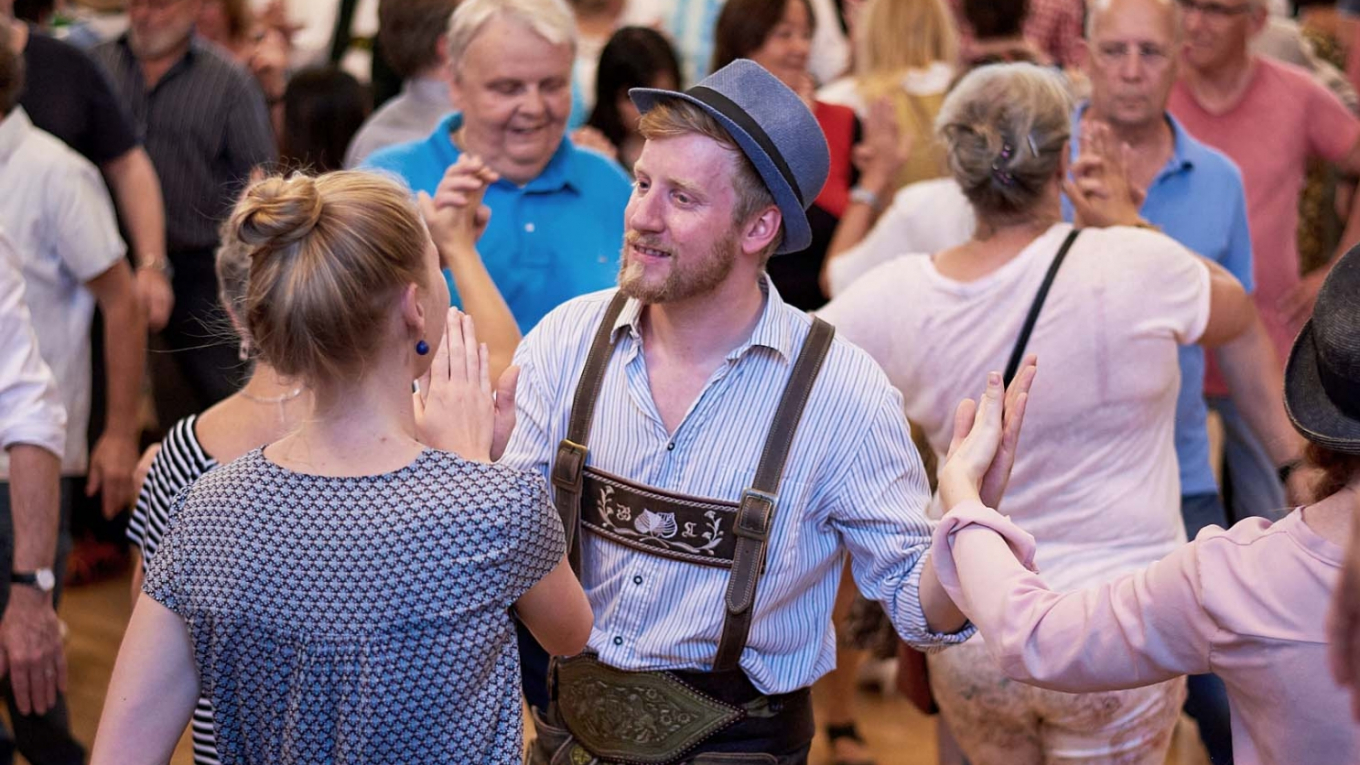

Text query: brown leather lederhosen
(539, 292), (834, 765)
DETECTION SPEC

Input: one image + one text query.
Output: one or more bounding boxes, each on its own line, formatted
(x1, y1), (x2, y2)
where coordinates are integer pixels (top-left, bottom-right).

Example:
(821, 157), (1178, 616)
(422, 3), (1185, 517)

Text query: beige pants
(928, 638), (1186, 765)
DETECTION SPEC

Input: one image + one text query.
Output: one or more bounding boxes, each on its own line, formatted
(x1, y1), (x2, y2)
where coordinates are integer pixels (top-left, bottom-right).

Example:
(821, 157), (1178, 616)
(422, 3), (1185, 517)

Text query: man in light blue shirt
(363, 0), (630, 333)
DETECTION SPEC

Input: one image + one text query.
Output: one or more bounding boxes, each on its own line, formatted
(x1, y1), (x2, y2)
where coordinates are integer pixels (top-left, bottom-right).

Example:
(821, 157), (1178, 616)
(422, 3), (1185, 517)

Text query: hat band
(687, 85), (805, 207)
(1317, 353), (1360, 421)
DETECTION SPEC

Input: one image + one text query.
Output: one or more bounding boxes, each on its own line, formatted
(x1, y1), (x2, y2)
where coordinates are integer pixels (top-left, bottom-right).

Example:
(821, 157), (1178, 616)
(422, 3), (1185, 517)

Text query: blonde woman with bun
(91, 171), (592, 763)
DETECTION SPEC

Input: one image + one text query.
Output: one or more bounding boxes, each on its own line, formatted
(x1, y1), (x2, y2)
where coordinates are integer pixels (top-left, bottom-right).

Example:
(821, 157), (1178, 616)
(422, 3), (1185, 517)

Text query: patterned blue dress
(143, 447), (565, 763)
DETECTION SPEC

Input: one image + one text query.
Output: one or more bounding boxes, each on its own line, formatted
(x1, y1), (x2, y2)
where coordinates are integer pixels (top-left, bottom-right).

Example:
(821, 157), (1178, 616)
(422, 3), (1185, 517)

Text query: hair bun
(235, 174), (325, 254)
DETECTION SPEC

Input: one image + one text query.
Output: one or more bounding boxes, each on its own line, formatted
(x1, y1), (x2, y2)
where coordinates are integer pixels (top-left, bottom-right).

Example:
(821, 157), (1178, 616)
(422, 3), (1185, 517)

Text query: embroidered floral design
(595, 483), (726, 556)
(635, 509), (678, 538)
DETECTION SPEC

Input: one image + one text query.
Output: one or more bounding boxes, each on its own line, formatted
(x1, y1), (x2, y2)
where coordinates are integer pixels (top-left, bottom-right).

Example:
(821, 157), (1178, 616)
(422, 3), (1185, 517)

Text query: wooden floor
(50, 571), (1209, 765)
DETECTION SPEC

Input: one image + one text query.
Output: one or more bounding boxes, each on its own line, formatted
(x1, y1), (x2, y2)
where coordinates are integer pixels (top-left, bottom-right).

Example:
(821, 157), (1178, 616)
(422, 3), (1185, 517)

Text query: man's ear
(447, 62), (464, 110)
(741, 205), (783, 257)
(1075, 39), (1092, 72)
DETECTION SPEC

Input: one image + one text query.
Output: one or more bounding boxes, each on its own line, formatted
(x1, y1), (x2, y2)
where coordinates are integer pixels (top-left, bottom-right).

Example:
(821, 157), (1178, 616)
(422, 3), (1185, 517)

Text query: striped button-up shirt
(501, 282), (972, 694)
(94, 36), (276, 254)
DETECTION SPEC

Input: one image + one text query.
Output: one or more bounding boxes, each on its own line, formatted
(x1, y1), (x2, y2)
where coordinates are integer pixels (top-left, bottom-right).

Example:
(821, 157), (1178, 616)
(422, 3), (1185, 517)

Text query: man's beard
(128, 21), (194, 60)
(617, 229), (739, 304)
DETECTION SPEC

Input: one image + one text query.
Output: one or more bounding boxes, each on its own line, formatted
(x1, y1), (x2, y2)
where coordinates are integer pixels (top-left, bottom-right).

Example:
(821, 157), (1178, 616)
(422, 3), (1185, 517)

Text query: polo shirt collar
(611, 276), (798, 363)
(440, 111), (581, 194)
(0, 107), (34, 165)
(1070, 100), (1195, 183)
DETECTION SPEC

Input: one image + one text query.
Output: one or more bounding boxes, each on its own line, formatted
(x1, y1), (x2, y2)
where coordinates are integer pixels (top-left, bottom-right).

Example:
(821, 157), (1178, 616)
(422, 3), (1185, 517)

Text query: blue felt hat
(629, 59), (830, 255)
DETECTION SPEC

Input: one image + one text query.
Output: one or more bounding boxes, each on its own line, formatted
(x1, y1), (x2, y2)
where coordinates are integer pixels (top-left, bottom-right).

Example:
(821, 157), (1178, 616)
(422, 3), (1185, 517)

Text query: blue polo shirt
(1064, 103), (1255, 498)
(363, 112), (631, 332)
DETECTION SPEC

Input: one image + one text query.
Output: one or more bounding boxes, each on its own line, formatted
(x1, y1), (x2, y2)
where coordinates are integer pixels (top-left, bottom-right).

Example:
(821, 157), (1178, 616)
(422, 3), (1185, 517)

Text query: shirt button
(613, 636), (624, 646)
(633, 575), (643, 585)
(524, 222), (535, 233)
(666, 442), (676, 451)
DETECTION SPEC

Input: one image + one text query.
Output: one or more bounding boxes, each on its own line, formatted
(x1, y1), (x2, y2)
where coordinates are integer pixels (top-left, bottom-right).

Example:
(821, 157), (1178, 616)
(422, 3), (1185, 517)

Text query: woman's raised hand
(938, 357), (1037, 512)
(415, 308), (495, 462)
(1064, 121), (1145, 229)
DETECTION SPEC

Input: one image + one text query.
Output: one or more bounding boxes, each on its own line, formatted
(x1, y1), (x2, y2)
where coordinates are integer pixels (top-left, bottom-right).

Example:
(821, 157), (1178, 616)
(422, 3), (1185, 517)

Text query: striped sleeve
(128, 416), (215, 566)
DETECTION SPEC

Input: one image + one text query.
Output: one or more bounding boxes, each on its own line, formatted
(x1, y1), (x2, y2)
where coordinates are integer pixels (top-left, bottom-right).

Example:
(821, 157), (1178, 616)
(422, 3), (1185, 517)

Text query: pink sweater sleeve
(931, 500), (1218, 692)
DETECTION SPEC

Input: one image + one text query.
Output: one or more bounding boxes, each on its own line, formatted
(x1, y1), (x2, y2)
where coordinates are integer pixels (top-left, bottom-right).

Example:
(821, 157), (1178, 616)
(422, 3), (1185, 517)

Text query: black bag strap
(551, 292), (630, 574)
(1004, 228), (1079, 386)
(713, 317), (835, 671)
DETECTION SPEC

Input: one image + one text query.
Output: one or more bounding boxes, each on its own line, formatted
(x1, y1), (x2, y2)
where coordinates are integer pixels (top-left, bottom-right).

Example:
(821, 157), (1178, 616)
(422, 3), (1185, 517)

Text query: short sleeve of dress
(142, 489), (193, 618)
(498, 471), (567, 606)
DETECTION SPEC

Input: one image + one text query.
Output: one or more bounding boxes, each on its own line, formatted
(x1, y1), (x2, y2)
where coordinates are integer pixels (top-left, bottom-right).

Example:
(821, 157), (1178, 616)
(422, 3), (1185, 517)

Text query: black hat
(1285, 244), (1360, 454)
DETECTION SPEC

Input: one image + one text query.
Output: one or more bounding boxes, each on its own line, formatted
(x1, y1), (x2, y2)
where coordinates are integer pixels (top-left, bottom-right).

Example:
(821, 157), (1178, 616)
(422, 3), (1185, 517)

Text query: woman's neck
(934, 200), (1061, 282)
(1303, 481), (1359, 546)
(264, 360), (425, 478)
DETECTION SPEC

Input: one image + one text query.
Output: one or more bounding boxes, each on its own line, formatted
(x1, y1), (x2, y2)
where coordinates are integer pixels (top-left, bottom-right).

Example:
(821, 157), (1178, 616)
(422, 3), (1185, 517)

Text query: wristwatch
(11, 569), (55, 593)
(849, 185), (884, 212)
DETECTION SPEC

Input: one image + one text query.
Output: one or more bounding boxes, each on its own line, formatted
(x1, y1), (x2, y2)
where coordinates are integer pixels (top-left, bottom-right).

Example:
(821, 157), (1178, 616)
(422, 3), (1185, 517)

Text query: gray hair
(935, 63), (1074, 222)
(446, 0), (577, 71)
(1085, 0), (1183, 41)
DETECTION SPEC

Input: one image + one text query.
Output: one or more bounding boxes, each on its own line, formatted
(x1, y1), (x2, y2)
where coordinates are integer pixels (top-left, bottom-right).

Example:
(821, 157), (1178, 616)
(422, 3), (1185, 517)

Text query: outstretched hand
(938, 356), (1037, 512)
(414, 308), (494, 462)
(1064, 120), (1145, 229)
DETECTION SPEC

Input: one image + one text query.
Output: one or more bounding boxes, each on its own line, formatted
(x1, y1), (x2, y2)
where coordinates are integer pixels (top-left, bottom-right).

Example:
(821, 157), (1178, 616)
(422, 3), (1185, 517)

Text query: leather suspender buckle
(733, 489), (776, 542)
(553, 440), (589, 492)
(733, 489), (776, 576)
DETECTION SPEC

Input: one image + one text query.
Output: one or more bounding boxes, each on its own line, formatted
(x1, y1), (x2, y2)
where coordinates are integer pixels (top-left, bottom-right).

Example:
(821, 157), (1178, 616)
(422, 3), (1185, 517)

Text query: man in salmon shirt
(1169, 0), (1360, 522)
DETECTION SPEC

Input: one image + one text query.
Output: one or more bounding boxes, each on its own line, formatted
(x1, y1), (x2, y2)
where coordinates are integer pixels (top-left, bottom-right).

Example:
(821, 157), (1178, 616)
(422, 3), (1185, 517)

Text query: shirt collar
(441, 111), (582, 194)
(610, 276), (799, 362)
(0, 108), (34, 165)
(1070, 101), (1195, 182)
(406, 76), (453, 106)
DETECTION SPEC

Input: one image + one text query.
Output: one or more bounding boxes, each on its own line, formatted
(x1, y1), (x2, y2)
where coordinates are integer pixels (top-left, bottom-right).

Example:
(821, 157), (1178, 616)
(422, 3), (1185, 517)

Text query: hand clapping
(418, 154), (499, 266)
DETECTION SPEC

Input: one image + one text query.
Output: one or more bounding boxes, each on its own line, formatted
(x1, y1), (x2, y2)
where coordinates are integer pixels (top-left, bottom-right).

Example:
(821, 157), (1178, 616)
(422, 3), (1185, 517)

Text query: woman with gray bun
(819, 63), (1257, 764)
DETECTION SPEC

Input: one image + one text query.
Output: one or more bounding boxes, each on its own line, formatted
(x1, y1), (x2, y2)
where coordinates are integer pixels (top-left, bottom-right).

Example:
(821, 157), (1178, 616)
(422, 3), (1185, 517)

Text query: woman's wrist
(937, 469), (982, 513)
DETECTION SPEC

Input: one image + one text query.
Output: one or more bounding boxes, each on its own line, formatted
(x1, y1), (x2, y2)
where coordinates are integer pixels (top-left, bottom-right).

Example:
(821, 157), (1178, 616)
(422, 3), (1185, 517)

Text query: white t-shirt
(826, 177), (975, 296)
(0, 227), (65, 462)
(819, 223), (1211, 590)
(0, 109), (125, 477)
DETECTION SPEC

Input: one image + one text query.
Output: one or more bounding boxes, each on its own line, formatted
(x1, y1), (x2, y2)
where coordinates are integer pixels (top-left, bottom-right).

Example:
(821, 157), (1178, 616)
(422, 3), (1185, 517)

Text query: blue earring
(415, 339), (430, 356)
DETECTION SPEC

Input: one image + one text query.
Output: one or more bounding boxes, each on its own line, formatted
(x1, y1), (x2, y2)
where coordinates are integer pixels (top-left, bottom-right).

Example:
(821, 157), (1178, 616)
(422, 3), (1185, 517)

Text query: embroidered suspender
(550, 291), (836, 670)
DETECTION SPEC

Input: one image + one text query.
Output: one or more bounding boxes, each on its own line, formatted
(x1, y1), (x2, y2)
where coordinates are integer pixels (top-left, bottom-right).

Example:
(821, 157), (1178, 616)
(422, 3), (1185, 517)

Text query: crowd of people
(0, 0), (1357, 763)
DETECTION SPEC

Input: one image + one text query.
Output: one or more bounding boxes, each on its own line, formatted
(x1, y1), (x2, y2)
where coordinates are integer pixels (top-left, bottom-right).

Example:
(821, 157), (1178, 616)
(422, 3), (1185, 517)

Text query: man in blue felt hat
(488, 59), (974, 763)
